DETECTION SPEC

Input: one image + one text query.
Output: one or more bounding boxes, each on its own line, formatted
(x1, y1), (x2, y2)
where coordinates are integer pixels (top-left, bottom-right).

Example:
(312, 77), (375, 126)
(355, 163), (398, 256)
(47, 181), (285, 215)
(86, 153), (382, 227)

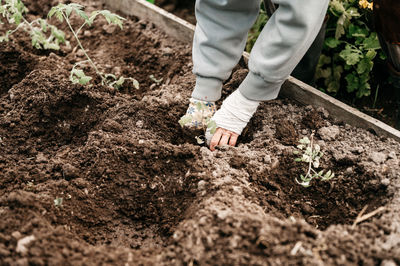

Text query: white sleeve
(206, 90), (260, 142)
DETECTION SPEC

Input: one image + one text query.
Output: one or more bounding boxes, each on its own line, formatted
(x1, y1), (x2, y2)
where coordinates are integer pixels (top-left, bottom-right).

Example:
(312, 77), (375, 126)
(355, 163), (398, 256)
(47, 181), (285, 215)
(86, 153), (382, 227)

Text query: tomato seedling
(48, 3), (139, 89)
(293, 133), (335, 187)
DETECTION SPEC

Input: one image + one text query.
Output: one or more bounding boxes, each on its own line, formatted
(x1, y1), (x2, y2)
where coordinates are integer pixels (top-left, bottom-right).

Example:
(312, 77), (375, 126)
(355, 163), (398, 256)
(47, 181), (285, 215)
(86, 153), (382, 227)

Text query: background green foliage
(317, 0), (381, 98)
(246, 0), (381, 100)
(246, 8), (268, 52)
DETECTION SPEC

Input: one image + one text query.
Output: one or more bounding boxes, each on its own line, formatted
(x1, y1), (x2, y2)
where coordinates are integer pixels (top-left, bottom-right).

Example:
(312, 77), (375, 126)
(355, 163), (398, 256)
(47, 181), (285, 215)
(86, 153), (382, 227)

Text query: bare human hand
(209, 127), (239, 151)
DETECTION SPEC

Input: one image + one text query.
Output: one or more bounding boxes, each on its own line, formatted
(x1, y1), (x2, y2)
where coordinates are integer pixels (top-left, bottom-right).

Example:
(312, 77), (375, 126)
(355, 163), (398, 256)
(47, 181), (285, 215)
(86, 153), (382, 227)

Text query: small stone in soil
(263, 155), (272, 164)
(76, 49), (85, 58)
(16, 235), (35, 255)
(161, 47), (174, 55)
(345, 167), (353, 174)
(35, 153), (47, 163)
(318, 125), (340, 141)
(381, 178), (390, 186)
(102, 119), (123, 133)
(369, 152), (387, 164)
(11, 231), (22, 240)
(84, 30), (92, 37)
(388, 151), (397, 159)
(198, 180), (206, 190)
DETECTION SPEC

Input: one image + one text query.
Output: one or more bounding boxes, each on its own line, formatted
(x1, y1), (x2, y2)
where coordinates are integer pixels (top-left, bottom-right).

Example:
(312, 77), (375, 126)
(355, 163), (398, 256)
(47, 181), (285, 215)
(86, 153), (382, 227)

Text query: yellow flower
(359, 0), (373, 10)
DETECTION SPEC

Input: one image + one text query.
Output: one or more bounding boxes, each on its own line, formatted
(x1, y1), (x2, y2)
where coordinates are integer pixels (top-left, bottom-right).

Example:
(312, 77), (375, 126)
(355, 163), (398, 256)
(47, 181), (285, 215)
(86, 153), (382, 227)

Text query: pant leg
(239, 0), (330, 101)
(292, 16), (327, 86)
(191, 0), (260, 102)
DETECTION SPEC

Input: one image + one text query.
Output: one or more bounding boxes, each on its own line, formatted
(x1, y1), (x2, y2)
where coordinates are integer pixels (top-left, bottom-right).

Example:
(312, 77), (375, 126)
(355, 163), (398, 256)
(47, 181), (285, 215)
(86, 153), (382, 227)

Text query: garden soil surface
(1, 0), (400, 265)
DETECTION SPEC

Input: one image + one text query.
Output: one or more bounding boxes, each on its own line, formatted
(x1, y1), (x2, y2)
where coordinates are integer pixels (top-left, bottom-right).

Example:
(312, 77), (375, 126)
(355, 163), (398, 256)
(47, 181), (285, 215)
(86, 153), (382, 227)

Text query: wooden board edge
(102, 0), (195, 43)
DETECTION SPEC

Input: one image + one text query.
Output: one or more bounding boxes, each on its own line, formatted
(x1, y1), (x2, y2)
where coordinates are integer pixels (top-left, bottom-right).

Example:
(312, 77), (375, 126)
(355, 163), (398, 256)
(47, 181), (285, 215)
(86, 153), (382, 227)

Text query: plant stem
(75, 22), (87, 36)
(62, 12), (104, 82)
(21, 16), (34, 31)
(7, 20), (25, 36)
(304, 133), (315, 180)
(5, 10), (32, 37)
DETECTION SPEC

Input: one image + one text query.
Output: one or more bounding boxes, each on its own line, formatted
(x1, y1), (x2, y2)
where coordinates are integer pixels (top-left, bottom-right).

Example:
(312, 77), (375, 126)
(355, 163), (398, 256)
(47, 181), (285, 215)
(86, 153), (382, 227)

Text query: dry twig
(352, 205), (386, 229)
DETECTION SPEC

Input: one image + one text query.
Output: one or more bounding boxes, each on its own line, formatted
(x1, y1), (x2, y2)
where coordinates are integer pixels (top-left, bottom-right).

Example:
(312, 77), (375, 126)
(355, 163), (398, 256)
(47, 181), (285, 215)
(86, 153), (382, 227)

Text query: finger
(228, 133), (239, 147)
(209, 128), (223, 151)
(219, 132), (231, 147)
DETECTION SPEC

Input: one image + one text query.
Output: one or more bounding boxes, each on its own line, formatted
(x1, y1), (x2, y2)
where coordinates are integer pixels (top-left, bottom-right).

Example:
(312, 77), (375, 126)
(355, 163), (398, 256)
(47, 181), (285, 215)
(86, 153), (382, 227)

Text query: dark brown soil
(0, 0), (400, 265)
(0, 43), (37, 95)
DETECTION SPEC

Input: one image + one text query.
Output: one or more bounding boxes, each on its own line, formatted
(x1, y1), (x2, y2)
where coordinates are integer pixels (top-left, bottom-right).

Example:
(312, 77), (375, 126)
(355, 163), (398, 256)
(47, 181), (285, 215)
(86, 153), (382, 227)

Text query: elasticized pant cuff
(238, 72), (284, 101)
(191, 76), (223, 102)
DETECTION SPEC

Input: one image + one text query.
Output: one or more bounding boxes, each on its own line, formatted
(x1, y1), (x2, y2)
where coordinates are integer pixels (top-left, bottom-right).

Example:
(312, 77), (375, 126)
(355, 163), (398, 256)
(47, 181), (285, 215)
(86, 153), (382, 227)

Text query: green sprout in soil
(293, 133), (334, 187)
(0, 0), (67, 49)
(48, 3), (139, 89)
(149, 74), (163, 85)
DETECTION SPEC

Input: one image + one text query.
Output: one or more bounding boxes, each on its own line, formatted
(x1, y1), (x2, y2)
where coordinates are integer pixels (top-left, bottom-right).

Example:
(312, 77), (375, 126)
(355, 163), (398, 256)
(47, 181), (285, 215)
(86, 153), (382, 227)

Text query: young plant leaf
(79, 76), (92, 85)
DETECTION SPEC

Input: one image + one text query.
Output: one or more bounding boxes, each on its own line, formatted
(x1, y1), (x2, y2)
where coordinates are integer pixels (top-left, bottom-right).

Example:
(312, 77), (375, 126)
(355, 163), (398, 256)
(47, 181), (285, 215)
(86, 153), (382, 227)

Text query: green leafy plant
(0, 0), (67, 49)
(293, 134), (335, 187)
(48, 3), (139, 89)
(316, 0), (382, 98)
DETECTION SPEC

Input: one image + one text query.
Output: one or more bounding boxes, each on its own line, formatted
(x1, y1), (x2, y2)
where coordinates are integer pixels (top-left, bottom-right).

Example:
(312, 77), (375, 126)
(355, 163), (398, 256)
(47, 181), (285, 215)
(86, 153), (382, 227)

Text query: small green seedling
(149, 74), (163, 85)
(293, 133), (334, 187)
(0, 0), (67, 49)
(48, 3), (139, 89)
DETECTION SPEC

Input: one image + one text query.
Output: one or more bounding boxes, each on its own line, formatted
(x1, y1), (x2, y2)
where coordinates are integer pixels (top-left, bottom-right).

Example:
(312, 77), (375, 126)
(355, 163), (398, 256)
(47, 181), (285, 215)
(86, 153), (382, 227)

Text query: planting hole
(52, 134), (200, 249)
(248, 155), (390, 230)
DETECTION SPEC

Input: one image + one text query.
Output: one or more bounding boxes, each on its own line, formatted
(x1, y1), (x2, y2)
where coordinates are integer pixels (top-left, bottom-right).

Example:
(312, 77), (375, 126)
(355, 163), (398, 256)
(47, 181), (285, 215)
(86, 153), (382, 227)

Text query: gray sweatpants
(191, 0), (330, 102)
